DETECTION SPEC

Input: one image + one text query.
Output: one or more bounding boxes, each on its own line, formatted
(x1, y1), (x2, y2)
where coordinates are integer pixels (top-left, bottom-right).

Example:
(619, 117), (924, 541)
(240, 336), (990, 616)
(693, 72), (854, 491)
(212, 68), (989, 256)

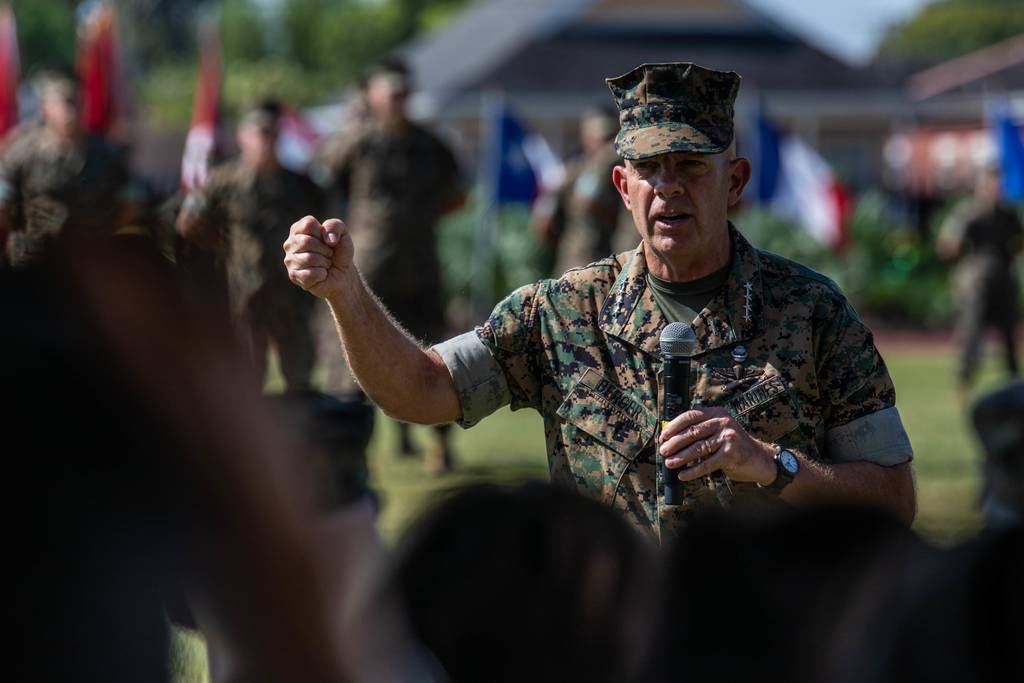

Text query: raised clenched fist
(283, 216), (355, 300)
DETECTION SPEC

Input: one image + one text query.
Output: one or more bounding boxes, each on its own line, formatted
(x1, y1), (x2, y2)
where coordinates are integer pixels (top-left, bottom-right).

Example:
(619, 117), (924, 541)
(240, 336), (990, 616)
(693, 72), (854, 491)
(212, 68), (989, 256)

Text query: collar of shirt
(598, 222), (764, 358)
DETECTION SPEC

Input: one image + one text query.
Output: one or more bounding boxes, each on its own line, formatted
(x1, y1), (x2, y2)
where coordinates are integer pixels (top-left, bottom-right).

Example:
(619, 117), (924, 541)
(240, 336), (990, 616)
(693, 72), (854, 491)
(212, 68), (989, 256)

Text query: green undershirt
(647, 258), (732, 324)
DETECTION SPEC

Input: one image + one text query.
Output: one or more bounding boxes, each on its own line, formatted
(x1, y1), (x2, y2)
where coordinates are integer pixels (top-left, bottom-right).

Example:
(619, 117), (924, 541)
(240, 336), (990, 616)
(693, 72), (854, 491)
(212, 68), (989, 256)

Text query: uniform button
(731, 345), (748, 363)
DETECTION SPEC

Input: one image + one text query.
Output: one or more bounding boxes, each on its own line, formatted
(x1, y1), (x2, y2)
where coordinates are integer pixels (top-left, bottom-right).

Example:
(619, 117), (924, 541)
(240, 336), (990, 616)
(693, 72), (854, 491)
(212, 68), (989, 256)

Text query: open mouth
(655, 213), (692, 226)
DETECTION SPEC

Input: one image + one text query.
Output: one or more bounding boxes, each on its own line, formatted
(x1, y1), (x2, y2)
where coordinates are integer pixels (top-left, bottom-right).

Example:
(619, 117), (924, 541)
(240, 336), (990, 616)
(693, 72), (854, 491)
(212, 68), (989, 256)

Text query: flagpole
(472, 88), (503, 322)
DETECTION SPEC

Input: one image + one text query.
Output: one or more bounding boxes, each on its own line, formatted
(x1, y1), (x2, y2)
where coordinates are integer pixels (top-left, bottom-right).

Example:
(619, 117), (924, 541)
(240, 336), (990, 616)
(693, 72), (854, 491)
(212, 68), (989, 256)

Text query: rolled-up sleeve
(825, 406), (914, 466)
(432, 331), (511, 428)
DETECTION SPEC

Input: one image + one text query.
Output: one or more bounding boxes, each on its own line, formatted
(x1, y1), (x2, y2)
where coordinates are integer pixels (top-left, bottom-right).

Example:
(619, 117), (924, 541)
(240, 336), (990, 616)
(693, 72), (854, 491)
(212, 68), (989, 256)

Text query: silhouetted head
(391, 483), (656, 683)
(661, 504), (926, 683)
(972, 380), (1024, 527)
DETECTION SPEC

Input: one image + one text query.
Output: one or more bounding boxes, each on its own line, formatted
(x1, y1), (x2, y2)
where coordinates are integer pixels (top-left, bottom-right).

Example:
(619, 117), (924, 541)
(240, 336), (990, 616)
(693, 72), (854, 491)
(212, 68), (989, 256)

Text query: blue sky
(746, 0), (934, 64)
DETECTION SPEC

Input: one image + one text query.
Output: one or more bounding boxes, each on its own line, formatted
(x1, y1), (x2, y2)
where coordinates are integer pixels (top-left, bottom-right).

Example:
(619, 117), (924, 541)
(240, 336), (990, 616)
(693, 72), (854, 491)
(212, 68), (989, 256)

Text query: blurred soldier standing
(938, 165), (1023, 401)
(315, 59), (467, 473)
(0, 73), (134, 268)
(177, 101), (324, 390)
(531, 108), (627, 275)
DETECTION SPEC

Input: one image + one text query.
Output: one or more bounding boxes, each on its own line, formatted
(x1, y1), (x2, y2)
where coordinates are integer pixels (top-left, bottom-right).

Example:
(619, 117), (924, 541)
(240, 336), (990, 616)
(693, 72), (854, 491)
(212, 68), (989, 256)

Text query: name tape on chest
(727, 374), (786, 417)
(577, 370), (651, 426)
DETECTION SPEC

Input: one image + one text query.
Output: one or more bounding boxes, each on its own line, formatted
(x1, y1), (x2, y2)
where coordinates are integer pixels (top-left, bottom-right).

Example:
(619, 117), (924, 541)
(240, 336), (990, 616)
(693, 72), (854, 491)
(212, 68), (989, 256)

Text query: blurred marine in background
(0, 72), (136, 268)
(314, 58), (467, 473)
(177, 100), (326, 391)
(531, 107), (626, 276)
(938, 164), (1023, 399)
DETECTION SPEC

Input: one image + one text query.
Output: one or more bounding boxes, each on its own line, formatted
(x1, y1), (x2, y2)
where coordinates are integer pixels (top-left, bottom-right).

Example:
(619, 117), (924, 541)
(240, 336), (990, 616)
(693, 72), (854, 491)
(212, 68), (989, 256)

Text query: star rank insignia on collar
(743, 281), (754, 331)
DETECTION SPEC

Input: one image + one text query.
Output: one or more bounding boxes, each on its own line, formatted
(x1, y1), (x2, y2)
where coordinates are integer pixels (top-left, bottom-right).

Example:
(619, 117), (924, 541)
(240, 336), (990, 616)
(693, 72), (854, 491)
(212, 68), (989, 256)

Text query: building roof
(402, 0), (898, 116)
(906, 33), (1024, 101)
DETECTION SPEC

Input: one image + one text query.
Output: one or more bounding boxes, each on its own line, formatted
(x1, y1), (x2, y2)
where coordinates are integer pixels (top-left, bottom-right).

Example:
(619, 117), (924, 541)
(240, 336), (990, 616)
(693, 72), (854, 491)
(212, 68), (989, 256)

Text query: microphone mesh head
(660, 321), (697, 358)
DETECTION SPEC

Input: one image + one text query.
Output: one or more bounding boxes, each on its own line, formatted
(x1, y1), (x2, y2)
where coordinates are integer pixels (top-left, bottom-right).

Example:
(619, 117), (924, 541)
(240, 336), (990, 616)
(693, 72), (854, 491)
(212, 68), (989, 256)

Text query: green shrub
(734, 193), (955, 327)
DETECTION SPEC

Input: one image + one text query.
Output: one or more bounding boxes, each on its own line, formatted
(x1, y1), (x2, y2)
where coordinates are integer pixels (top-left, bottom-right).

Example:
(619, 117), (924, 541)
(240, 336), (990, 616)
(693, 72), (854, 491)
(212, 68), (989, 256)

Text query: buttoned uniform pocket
(556, 368), (657, 503)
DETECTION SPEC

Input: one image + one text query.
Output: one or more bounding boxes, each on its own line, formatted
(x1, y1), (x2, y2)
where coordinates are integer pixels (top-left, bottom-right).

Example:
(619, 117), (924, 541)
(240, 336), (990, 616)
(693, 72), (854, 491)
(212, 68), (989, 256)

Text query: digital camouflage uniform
(0, 124), (130, 268)
(181, 160), (326, 387)
(436, 227), (912, 540)
(940, 199), (1022, 385)
(316, 120), (462, 344)
(433, 63), (912, 539)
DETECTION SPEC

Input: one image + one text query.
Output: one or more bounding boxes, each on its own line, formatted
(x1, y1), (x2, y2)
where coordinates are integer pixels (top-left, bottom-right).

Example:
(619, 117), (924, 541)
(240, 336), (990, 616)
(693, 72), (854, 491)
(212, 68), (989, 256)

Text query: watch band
(758, 446), (798, 491)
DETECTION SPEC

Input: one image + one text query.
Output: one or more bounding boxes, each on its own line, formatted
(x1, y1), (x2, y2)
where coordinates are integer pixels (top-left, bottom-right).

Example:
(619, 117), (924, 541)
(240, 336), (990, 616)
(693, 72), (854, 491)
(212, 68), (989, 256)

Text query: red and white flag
(0, 4), (19, 141)
(755, 115), (850, 250)
(276, 106), (322, 172)
(773, 136), (851, 249)
(181, 22), (222, 191)
(77, 2), (125, 136)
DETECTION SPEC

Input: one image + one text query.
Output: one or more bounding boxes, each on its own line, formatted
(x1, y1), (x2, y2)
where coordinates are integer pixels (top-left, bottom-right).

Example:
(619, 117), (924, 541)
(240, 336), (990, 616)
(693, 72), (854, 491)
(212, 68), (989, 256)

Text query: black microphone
(660, 322), (697, 505)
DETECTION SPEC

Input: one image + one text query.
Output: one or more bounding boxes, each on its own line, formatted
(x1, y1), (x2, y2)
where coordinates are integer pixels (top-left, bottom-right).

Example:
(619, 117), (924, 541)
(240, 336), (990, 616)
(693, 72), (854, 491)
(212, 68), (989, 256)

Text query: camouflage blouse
(435, 226), (912, 540)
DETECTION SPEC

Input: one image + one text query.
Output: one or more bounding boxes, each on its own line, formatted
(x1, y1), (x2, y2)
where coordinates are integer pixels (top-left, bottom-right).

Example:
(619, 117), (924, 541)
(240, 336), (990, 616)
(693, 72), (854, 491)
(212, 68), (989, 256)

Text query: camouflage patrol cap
(606, 62), (741, 160)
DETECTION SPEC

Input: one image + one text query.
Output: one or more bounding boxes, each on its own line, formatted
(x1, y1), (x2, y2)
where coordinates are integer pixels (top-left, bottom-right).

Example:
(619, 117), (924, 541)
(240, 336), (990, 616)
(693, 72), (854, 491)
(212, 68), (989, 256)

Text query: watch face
(779, 450), (799, 475)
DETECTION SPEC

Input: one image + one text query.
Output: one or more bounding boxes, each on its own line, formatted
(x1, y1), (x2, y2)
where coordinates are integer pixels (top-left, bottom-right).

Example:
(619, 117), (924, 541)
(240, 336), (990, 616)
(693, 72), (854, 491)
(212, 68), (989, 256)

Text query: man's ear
(727, 157), (752, 208)
(612, 163), (631, 210)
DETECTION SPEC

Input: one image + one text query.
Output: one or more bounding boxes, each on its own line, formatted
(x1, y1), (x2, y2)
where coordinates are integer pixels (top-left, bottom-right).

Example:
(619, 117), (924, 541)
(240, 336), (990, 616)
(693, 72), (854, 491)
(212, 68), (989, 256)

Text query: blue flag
(488, 108), (540, 205)
(755, 114), (781, 204)
(995, 113), (1024, 201)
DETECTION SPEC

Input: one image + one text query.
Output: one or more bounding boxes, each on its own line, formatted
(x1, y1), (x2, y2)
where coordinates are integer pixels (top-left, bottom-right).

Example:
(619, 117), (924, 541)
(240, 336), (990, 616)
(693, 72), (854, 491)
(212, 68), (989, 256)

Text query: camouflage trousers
(954, 282), (1020, 385)
(242, 284), (316, 390)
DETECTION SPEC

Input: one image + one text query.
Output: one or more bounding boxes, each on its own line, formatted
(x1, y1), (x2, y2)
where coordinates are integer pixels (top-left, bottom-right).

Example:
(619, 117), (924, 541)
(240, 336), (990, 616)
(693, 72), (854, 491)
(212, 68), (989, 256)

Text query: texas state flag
(755, 115), (851, 250)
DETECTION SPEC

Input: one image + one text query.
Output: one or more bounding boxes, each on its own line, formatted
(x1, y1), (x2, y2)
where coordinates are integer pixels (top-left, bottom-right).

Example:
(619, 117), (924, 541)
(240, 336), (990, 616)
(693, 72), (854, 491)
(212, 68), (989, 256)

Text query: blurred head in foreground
(390, 482), (656, 683)
(972, 380), (1024, 528)
(0, 239), (356, 682)
(662, 504), (928, 683)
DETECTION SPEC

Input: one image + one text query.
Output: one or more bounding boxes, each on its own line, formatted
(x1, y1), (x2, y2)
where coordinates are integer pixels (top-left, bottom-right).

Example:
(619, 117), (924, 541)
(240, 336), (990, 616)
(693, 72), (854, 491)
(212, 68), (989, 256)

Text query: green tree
(9, 0), (76, 74)
(875, 0), (1024, 67)
(279, 0), (473, 80)
(116, 0), (208, 65)
(220, 0), (266, 64)
(280, 0), (400, 81)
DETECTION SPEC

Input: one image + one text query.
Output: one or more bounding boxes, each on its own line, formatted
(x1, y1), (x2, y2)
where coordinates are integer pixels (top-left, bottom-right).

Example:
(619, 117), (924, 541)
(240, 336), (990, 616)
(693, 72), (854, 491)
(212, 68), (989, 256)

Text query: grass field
(172, 341), (1011, 681)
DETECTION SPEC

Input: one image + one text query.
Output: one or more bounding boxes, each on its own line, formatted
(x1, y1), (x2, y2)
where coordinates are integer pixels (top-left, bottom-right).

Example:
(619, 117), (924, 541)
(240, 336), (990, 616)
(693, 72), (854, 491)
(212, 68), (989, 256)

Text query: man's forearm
(326, 267), (461, 425)
(781, 456), (916, 525)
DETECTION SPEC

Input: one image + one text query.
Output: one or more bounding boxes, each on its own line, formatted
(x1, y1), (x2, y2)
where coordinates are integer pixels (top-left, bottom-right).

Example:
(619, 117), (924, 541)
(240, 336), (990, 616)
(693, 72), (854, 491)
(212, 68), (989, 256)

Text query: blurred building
(885, 33), (1024, 198)
(399, 0), (909, 192)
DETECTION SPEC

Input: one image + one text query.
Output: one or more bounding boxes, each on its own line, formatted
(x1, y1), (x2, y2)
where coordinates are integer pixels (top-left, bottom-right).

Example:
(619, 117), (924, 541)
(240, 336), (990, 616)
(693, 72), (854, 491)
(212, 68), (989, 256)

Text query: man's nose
(652, 169), (685, 199)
